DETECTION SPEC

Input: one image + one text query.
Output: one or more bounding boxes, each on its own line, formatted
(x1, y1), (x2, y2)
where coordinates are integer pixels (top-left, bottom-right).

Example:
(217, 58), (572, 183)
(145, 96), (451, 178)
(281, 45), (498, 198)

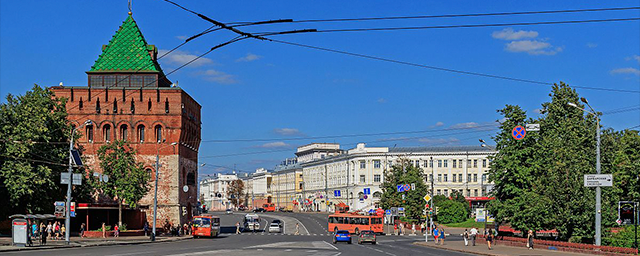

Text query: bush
(97, 225), (112, 232)
(436, 200), (467, 224)
(120, 223), (127, 231)
(603, 226), (640, 248)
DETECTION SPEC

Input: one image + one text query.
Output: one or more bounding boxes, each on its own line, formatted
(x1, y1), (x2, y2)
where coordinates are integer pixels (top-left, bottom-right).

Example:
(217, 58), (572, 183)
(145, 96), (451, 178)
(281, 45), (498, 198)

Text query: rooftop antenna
(128, 0), (133, 15)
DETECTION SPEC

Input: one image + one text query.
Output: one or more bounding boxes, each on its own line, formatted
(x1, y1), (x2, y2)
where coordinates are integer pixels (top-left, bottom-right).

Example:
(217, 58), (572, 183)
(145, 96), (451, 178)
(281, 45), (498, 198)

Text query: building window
(86, 125), (94, 142)
(424, 161), (429, 168)
(436, 189), (441, 195)
(103, 124), (111, 142)
(453, 174), (457, 182)
(96, 98), (101, 113)
(482, 174), (487, 182)
(415, 160), (420, 167)
(164, 98), (169, 113)
(466, 189), (471, 196)
(474, 189), (478, 197)
(137, 125), (145, 142)
(437, 174), (442, 182)
(374, 174), (381, 182)
(131, 75), (143, 87)
(482, 159), (487, 168)
(437, 160), (442, 168)
(458, 174), (463, 183)
(467, 159), (472, 166)
(155, 125), (162, 142)
(90, 76), (103, 87)
(374, 160), (381, 169)
(429, 174), (433, 182)
(373, 191), (381, 198)
(187, 172), (196, 186)
(453, 160), (457, 168)
(130, 98), (135, 114)
(360, 175), (365, 183)
(443, 160), (448, 168)
(444, 174), (448, 182)
(468, 174), (471, 183)
(429, 159), (434, 168)
(473, 174), (478, 182)
(79, 98), (84, 110)
(444, 189), (448, 196)
(120, 124), (128, 141)
(360, 161), (366, 169)
(473, 159), (478, 168)
(104, 75), (115, 88)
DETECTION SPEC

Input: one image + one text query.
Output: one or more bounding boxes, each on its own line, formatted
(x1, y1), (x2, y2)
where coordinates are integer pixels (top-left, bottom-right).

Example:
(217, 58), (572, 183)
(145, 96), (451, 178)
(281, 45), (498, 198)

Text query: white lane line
(323, 240), (339, 250)
(374, 249), (383, 253)
(385, 253), (396, 256)
(284, 249), (292, 252)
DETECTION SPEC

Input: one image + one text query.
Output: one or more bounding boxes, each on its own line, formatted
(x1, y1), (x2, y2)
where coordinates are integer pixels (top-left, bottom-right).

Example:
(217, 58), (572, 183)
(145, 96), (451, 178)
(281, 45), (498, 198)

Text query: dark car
(253, 208), (265, 213)
(333, 230), (352, 244)
(358, 230), (376, 244)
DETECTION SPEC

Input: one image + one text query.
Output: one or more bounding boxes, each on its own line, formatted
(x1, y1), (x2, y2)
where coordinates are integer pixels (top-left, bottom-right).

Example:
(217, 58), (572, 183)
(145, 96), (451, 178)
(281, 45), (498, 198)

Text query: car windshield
(270, 223), (279, 227)
(272, 220), (281, 223)
(193, 217), (211, 228)
(361, 231), (373, 235)
(337, 231), (349, 234)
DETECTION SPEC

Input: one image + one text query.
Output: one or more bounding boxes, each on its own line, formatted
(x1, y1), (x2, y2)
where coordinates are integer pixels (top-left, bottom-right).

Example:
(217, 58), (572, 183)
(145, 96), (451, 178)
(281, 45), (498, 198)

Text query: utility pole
(65, 120), (91, 245)
(325, 163), (328, 212)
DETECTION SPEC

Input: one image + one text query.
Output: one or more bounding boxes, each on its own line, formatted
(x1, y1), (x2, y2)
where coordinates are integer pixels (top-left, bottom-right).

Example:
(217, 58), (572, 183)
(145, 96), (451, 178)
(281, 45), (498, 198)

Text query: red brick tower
(50, 14), (201, 229)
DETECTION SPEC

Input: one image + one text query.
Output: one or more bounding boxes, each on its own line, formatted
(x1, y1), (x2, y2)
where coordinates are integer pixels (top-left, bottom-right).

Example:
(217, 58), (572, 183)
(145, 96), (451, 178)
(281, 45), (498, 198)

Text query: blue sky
(1, 1), (639, 176)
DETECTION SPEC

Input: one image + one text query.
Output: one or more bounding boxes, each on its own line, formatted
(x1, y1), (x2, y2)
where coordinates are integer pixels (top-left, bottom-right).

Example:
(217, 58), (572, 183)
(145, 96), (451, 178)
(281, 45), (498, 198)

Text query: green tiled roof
(89, 15), (161, 72)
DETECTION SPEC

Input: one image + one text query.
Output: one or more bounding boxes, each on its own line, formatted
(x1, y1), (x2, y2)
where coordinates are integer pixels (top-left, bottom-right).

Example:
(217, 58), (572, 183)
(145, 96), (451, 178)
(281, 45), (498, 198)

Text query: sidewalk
(414, 240), (595, 256)
(0, 235), (191, 252)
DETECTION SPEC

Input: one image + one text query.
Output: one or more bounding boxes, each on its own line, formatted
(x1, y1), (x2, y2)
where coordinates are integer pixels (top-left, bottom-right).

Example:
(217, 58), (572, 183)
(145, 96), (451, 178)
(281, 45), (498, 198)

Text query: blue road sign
(364, 188), (371, 195)
(403, 184), (411, 191)
(385, 210), (391, 215)
(397, 185), (404, 192)
(334, 190), (341, 197)
(512, 125), (526, 140)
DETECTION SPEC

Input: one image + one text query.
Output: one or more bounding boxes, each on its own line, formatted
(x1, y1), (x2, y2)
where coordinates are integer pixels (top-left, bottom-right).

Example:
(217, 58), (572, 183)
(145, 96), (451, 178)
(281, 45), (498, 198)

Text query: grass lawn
(442, 218), (493, 228)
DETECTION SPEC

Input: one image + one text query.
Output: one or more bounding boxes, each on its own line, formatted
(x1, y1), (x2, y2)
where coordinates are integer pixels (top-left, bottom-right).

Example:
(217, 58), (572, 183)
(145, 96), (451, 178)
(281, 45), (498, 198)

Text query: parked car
(253, 208), (265, 213)
(225, 208), (232, 214)
(268, 221), (282, 233)
(358, 230), (376, 244)
(238, 205), (247, 211)
(333, 230), (352, 244)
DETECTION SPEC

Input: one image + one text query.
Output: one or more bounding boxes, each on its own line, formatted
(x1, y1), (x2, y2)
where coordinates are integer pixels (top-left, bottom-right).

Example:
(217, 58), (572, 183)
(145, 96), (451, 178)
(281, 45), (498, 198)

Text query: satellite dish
(183, 185), (189, 193)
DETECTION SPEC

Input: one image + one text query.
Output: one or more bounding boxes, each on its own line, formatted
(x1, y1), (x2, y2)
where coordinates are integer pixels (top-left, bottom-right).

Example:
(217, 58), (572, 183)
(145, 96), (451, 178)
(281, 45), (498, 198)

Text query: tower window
(130, 98), (135, 114)
(155, 125), (162, 143)
(79, 97), (84, 110)
(113, 99), (118, 114)
(86, 125), (94, 142)
(164, 98), (169, 113)
(103, 124), (111, 142)
(96, 98), (101, 113)
(148, 98), (152, 111)
(137, 125), (145, 143)
(120, 124), (128, 141)
(187, 172), (196, 186)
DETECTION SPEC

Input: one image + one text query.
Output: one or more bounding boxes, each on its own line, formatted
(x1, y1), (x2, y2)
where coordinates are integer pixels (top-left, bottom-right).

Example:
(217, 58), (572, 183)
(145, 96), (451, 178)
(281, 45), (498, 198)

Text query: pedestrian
(80, 223), (86, 238)
(114, 224), (119, 237)
(46, 222), (52, 239)
(393, 224), (398, 235)
(440, 227), (446, 245)
(463, 229), (469, 246)
(420, 222), (425, 234)
(54, 221), (60, 240)
(433, 226), (439, 245)
(470, 227), (478, 246)
(527, 230), (534, 250)
(236, 222), (241, 234)
(399, 223), (405, 235)
(143, 221), (149, 236)
(102, 223), (106, 238)
(40, 223), (47, 245)
(295, 223), (300, 235)
(486, 229), (493, 250)
(60, 224), (66, 239)
(31, 221), (38, 242)
(412, 223), (416, 235)
(183, 223), (188, 235)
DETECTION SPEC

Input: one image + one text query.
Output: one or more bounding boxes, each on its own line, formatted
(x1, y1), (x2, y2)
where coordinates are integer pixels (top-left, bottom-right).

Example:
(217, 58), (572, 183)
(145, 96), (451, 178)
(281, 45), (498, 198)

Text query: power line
(264, 38), (640, 94)
(227, 6), (640, 25)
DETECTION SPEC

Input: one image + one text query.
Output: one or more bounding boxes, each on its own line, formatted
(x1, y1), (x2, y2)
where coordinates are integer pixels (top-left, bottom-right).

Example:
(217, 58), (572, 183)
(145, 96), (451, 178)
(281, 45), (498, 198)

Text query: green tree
(450, 190), (470, 215)
(380, 159), (429, 220)
(94, 140), (150, 225)
(227, 179), (245, 208)
(436, 200), (468, 224)
(0, 85), (89, 219)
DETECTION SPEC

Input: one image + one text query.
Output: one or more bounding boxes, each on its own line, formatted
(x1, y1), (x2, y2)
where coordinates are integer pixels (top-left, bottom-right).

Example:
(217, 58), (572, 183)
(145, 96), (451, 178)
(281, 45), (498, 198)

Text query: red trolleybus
(328, 213), (383, 234)
(192, 214), (220, 238)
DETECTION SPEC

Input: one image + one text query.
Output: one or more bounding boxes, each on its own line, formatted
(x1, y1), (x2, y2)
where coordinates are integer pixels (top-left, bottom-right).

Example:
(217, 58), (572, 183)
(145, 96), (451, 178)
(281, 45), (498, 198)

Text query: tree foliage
(227, 179), (245, 207)
(380, 159), (429, 220)
(0, 85), (90, 218)
(488, 82), (640, 243)
(436, 200), (468, 224)
(94, 140), (150, 225)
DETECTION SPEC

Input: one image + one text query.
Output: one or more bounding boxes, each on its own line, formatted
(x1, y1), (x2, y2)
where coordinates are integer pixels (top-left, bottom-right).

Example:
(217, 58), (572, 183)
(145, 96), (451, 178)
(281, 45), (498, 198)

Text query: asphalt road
(5, 212), (474, 256)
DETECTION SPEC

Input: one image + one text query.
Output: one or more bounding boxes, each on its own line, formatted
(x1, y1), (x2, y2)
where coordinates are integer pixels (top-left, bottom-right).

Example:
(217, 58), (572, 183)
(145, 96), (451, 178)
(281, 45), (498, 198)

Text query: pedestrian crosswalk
(236, 232), (331, 236)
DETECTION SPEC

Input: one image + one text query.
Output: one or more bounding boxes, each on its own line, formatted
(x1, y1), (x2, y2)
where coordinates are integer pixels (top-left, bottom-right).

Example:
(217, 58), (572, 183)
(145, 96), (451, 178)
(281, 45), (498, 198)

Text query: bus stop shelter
(9, 214), (56, 247)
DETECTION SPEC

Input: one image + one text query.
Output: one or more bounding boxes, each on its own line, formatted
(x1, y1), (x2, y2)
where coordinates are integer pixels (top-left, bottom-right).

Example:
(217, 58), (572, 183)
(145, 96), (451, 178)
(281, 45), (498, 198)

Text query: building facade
(271, 160), (303, 211)
(199, 173), (238, 211)
(50, 14), (201, 230)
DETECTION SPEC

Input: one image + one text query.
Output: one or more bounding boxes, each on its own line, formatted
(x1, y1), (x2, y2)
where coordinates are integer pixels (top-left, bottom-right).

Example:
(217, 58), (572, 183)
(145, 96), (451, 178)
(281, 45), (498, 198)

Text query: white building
(199, 173), (238, 211)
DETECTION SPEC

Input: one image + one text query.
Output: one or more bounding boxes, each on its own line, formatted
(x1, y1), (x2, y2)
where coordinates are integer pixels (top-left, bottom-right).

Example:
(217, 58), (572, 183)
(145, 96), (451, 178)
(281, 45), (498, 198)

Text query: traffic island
(0, 235), (191, 252)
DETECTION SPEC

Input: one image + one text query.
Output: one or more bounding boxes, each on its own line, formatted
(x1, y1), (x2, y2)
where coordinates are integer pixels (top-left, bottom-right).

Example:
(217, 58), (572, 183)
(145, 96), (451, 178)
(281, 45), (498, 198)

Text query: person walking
(114, 224), (119, 237)
(412, 223), (416, 235)
(486, 229), (493, 250)
(102, 223), (106, 238)
(235, 222), (241, 234)
(46, 222), (52, 240)
(60, 224), (66, 239)
(40, 223), (47, 245)
(393, 224), (398, 236)
(295, 223), (300, 235)
(463, 229), (469, 246)
(527, 230), (534, 250)
(420, 222), (425, 234)
(80, 223), (86, 238)
(54, 221), (60, 240)
(143, 221), (149, 237)
(433, 226), (439, 245)
(470, 227), (478, 246)
(440, 227), (446, 245)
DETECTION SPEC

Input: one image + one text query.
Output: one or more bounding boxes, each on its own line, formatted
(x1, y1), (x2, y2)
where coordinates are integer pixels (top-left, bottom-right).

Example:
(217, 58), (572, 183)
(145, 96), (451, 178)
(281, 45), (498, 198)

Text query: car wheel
(333, 239), (337, 244)
(348, 240), (352, 244)
(372, 242), (376, 245)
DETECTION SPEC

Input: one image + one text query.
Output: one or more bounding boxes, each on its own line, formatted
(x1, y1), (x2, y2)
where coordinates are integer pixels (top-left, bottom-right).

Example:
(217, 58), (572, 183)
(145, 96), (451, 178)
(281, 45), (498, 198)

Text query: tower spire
(128, 0), (133, 15)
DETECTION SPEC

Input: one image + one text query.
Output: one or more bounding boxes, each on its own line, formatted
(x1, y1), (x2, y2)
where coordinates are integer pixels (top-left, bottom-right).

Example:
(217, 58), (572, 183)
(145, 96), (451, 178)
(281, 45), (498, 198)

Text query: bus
(328, 213), (384, 234)
(263, 203), (276, 212)
(192, 214), (220, 238)
(244, 214), (261, 231)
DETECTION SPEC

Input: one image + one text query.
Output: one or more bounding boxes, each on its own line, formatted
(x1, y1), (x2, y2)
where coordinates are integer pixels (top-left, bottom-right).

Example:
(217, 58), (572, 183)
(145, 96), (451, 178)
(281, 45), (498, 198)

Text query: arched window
(373, 191), (382, 199)
(86, 125), (94, 142)
(155, 125), (162, 143)
(120, 124), (128, 141)
(137, 125), (145, 143)
(187, 172), (196, 186)
(146, 168), (154, 179)
(103, 124), (111, 142)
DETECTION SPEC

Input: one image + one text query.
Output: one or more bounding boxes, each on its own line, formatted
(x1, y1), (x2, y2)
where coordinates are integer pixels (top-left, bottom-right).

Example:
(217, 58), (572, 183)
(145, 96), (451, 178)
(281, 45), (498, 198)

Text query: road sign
(60, 173), (82, 185)
(618, 201), (637, 225)
(70, 202), (76, 217)
(411, 183), (415, 191)
(334, 190), (341, 197)
(584, 174), (613, 187)
(54, 201), (65, 218)
(423, 195), (431, 202)
(363, 188), (370, 195)
(512, 125), (526, 140)
(397, 185), (404, 192)
(526, 123), (540, 131)
(385, 209), (391, 215)
(403, 184), (410, 191)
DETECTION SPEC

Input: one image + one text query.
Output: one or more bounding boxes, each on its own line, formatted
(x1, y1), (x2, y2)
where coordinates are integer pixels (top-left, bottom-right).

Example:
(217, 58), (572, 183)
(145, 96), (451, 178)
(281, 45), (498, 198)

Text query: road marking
(323, 240), (339, 250)
(374, 249), (383, 252)
(284, 249), (292, 252)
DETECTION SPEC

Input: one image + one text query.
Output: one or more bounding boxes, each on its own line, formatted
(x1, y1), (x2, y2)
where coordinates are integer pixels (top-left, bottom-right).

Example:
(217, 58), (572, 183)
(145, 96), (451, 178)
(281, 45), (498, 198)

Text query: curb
(0, 236), (191, 252)
(412, 242), (501, 256)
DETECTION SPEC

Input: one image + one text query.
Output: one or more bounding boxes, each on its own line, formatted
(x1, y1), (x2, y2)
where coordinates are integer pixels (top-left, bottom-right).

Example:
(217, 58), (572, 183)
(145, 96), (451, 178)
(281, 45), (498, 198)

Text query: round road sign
(512, 125), (526, 140)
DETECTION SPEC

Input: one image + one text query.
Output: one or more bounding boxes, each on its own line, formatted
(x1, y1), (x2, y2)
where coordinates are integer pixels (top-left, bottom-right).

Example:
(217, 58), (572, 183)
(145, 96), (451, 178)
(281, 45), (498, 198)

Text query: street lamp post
(568, 98), (602, 246)
(151, 141), (177, 241)
(65, 120), (91, 245)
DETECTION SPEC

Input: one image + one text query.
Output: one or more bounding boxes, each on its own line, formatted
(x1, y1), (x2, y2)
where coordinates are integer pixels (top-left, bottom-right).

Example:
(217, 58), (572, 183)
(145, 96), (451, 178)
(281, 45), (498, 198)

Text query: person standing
(143, 221), (149, 236)
(235, 222), (241, 234)
(54, 221), (60, 240)
(60, 224), (66, 239)
(470, 227), (478, 246)
(433, 226), (439, 245)
(40, 223), (47, 245)
(420, 222), (425, 234)
(486, 229), (493, 250)
(295, 223), (300, 235)
(527, 230), (534, 250)
(412, 223), (416, 235)
(102, 223), (106, 238)
(114, 224), (119, 237)
(440, 227), (446, 245)
(80, 223), (86, 238)
(393, 224), (398, 236)
(463, 229), (469, 246)
(46, 222), (52, 240)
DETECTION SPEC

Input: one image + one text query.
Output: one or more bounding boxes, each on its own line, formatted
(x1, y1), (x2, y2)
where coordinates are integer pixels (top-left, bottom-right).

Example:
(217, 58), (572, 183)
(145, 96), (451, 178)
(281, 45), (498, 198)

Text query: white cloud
(273, 128), (304, 136)
(377, 98), (387, 103)
(533, 108), (543, 114)
(505, 40), (562, 55)
(158, 49), (214, 67)
(450, 122), (479, 129)
(417, 137), (460, 145)
(610, 68), (640, 76)
(586, 43), (598, 48)
(434, 121), (444, 127)
(254, 141), (292, 148)
(492, 28), (538, 40)
(625, 55), (640, 64)
(236, 53), (262, 62)
(195, 69), (238, 84)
